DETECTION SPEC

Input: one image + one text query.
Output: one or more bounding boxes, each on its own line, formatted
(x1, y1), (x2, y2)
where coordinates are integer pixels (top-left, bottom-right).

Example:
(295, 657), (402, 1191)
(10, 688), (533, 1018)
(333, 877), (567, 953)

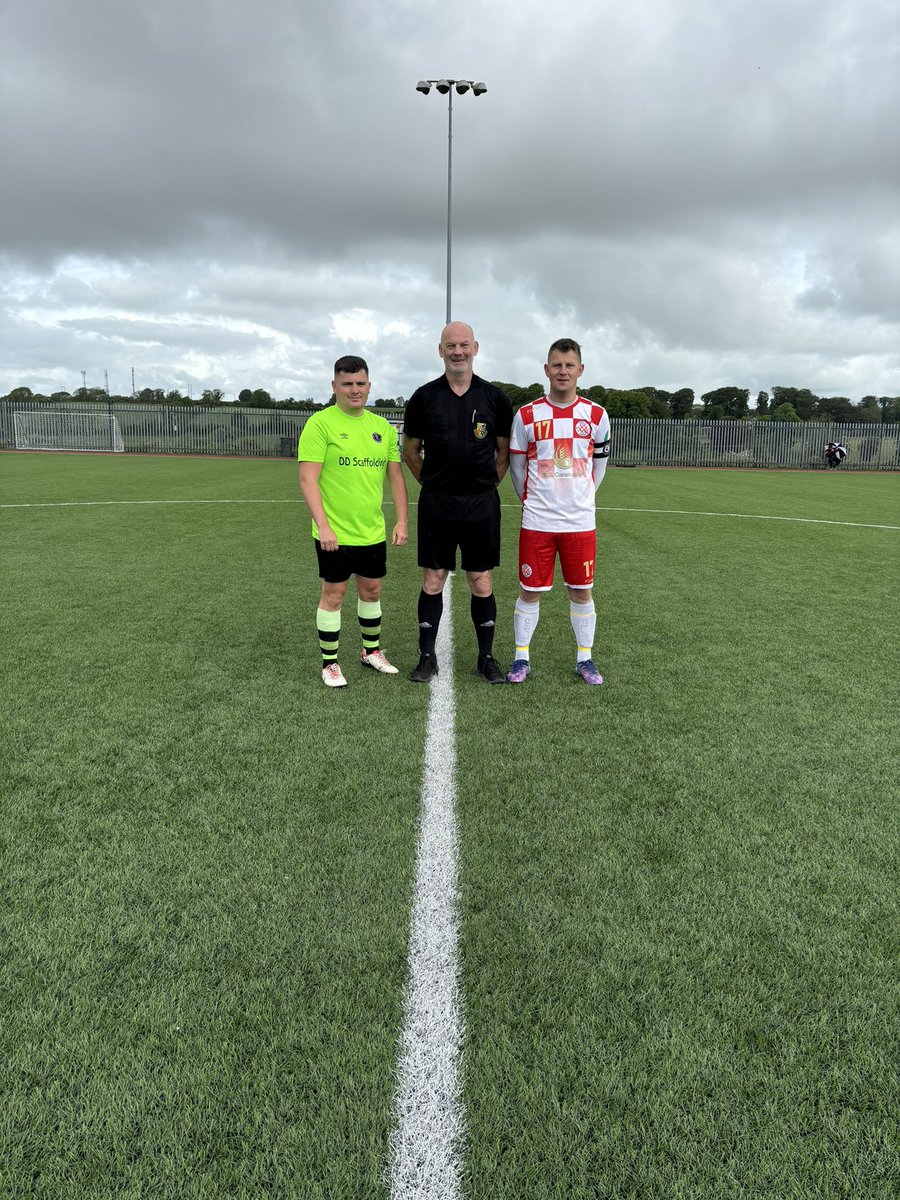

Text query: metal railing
(1, 400), (897, 469)
(1, 401), (314, 458)
(610, 419), (899, 470)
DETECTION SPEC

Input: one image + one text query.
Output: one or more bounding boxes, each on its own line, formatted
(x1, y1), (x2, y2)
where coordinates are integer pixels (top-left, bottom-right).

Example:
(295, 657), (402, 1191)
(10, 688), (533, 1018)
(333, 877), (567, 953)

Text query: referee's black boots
(409, 652), (438, 683)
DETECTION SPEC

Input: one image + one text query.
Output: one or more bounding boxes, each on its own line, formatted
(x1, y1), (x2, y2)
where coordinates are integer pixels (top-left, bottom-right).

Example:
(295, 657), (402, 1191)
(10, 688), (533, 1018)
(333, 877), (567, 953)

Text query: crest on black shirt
(473, 421), (487, 440)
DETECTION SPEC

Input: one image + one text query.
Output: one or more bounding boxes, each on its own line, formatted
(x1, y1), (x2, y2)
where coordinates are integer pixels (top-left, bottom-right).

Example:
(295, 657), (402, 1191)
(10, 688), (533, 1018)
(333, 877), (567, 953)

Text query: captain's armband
(593, 438), (611, 459)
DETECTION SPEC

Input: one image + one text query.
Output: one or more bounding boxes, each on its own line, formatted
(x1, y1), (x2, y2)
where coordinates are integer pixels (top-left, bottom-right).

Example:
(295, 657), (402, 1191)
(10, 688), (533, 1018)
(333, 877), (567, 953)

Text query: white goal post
(14, 410), (125, 453)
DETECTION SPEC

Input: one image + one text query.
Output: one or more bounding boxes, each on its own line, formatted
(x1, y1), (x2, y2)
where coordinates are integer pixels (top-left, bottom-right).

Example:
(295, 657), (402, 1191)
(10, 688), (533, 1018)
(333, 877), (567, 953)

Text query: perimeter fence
(610, 418), (899, 470)
(1, 400), (897, 470)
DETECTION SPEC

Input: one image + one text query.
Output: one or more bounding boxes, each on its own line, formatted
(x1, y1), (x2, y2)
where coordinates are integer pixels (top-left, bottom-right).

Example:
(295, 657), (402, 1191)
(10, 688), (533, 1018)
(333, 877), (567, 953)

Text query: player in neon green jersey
(298, 356), (408, 687)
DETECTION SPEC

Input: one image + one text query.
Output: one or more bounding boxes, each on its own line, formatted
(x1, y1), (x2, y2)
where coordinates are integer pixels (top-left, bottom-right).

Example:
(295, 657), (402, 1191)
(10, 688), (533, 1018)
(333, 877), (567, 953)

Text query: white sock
(513, 598), (540, 660)
(570, 599), (596, 663)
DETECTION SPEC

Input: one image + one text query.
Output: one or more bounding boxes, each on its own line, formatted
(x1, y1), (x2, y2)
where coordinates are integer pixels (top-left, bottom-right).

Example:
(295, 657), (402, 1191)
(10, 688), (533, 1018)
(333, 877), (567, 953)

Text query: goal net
(14, 410), (126, 453)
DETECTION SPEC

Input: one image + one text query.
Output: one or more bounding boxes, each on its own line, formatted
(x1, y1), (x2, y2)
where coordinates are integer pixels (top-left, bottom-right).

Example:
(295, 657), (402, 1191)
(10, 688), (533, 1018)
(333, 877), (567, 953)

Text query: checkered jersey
(510, 397), (610, 532)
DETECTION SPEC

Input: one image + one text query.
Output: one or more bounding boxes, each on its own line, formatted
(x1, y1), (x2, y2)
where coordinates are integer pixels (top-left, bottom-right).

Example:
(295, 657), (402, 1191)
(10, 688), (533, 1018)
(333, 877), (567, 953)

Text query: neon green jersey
(298, 405), (401, 545)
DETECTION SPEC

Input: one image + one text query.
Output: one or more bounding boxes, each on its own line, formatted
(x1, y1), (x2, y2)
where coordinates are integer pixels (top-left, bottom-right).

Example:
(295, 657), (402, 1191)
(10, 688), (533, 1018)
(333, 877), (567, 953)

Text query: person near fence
(298, 355), (408, 688)
(402, 321), (513, 684)
(505, 338), (611, 686)
(824, 441), (848, 469)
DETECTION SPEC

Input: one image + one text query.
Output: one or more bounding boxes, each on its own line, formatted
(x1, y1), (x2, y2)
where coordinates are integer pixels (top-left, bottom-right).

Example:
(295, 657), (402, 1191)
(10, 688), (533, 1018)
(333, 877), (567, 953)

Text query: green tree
(670, 388), (695, 419)
(201, 388), (225, 405)
(854, 396), (881, 423)
(701, 386), (749, 419)
(636, 387), (672, 419)
(603, 389), (653, 418)
(771, 402), (800, 422)
(755, 391), (769, 415)
(137, 387), (165, 404)
(816, 395), (854, 423)
(771, 386), (817, 421)
(583, 385), (608, 405)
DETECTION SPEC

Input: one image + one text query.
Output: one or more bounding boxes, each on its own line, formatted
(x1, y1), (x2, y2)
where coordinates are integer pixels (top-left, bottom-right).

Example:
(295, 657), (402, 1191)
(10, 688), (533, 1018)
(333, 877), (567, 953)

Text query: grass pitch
(461, 468), (898, 1198)
(1, 452), (898, 1198)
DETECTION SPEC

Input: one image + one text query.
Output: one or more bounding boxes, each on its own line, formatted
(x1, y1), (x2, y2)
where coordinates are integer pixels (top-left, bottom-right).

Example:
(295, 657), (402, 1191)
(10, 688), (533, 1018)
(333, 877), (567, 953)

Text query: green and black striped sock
(358, 599), (381, 653)
(317, 607), (341, 666)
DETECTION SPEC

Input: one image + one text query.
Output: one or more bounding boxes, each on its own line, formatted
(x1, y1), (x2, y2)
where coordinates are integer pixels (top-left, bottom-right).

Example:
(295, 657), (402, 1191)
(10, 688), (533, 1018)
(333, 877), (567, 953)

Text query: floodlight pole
(446, 87), (453, 326)
(416, 79), (487, 326)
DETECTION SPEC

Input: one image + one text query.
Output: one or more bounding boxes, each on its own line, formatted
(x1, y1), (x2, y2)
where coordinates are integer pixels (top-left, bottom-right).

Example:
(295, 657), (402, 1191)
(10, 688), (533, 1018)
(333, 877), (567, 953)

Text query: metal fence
(1, 400), (897, 469)
(1, 400), (314, 458)
(610, 419), (899, 470)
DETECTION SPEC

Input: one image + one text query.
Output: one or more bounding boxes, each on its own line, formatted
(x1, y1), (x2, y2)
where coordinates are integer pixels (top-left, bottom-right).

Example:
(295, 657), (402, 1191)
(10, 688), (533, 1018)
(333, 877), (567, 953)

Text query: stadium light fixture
(415, 78), (488, 324)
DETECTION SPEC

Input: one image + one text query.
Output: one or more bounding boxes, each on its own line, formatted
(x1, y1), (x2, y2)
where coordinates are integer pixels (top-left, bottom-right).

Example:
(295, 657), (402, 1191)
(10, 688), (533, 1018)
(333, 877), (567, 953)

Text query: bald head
(441, 320), (475, 344)
(438, 321), (478, 388)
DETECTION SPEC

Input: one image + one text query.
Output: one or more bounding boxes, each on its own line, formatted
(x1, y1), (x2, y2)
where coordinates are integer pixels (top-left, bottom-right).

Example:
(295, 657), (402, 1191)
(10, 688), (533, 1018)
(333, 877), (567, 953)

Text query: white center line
(4, 497), (895, 532)
(389, 575), (465, 1199)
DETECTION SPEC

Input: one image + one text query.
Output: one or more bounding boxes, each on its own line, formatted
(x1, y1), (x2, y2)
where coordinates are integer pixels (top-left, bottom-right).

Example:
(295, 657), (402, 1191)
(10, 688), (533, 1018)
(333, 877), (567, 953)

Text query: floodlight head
(472, 81), (487, 96)
(435, 79), (451, 94)
(415, 80), (431, 94)
(455, 80), (470, 94)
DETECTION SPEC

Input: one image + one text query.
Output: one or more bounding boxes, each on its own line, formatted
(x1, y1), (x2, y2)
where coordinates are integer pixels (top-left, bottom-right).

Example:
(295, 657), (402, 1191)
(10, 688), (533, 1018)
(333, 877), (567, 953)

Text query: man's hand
(391, 521), (408, 547)
(318, 523), (338, 552)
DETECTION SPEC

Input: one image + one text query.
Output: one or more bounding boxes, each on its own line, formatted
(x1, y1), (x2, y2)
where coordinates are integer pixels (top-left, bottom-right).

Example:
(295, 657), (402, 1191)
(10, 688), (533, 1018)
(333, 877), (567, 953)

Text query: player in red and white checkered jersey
(506, 338), (611, 685)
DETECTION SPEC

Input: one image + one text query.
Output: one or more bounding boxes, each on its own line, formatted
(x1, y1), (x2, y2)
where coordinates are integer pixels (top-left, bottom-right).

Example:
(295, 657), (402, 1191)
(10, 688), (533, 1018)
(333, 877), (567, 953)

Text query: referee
(402, 321), (513, 684)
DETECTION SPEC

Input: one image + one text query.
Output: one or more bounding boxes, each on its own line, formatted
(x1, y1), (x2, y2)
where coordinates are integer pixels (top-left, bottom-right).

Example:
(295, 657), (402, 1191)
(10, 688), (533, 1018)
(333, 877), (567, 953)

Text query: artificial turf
(1, 453), (897, 1198)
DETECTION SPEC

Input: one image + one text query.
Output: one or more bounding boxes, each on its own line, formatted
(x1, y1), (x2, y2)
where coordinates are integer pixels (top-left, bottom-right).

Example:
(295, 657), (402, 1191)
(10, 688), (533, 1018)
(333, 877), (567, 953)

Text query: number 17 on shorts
(518, 527), (597, 592)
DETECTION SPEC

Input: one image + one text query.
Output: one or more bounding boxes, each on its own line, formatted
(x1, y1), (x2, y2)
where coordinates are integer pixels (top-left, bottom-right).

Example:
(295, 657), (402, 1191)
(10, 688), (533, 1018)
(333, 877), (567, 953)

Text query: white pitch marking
(389, 575), (465, 1199)
(0, 499), (301, 509)
(4, 497), (896, 531)
(501, 502), (899, 531)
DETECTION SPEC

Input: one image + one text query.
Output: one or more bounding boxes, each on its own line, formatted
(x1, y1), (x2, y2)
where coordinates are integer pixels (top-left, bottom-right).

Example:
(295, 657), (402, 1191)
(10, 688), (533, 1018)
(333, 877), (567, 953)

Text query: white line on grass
(389, 575), (465, 1200)
(0, 499), (300, 508)
(4, 497), (896, 531)
(595, 505), (900, 530)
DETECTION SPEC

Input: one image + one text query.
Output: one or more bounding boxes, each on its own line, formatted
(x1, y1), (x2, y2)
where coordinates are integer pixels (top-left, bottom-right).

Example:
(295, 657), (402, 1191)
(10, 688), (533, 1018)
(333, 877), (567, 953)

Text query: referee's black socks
(417, 590), (443, 656)
(471, 593), (497, 658)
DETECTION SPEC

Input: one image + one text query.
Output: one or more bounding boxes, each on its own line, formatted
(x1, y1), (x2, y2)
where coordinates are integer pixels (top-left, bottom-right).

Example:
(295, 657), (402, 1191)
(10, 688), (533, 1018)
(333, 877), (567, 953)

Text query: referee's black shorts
(417, 488), (501, 573)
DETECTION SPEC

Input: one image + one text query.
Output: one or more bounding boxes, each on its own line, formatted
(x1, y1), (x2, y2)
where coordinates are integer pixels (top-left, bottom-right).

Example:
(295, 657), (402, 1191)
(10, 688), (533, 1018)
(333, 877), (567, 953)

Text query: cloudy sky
(2, 0), (898, 404)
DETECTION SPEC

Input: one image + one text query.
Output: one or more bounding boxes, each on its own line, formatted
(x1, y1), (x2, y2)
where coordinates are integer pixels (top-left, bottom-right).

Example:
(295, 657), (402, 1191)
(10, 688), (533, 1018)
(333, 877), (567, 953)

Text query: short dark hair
(334, 355), (369, 376)
(547, 338), (582, 361)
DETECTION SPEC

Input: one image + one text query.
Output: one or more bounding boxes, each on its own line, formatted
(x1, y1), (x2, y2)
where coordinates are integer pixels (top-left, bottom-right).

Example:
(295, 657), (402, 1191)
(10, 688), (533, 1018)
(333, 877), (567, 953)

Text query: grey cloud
(2, 0), (898, 403)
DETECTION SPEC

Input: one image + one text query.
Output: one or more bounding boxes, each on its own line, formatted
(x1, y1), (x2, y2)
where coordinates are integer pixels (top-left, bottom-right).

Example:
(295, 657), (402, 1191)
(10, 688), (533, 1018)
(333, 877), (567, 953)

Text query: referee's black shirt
(403, 374), (514, 494)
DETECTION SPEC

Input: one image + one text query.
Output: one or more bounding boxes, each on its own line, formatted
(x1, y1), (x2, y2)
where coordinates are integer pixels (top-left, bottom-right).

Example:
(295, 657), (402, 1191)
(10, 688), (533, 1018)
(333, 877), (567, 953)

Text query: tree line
(490, 383), (900, 423)
(3, 383), (898, 423)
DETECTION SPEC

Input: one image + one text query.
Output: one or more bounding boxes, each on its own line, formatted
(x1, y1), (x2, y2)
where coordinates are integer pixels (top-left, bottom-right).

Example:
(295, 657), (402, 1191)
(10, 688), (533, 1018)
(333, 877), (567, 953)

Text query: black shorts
(417, 489), (501, 573)
(315, 540), (387, 584)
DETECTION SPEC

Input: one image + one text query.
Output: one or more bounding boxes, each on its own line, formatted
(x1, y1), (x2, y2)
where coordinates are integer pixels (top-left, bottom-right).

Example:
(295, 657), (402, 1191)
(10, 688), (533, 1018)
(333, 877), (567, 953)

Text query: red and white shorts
(517, 527), (596, 592)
